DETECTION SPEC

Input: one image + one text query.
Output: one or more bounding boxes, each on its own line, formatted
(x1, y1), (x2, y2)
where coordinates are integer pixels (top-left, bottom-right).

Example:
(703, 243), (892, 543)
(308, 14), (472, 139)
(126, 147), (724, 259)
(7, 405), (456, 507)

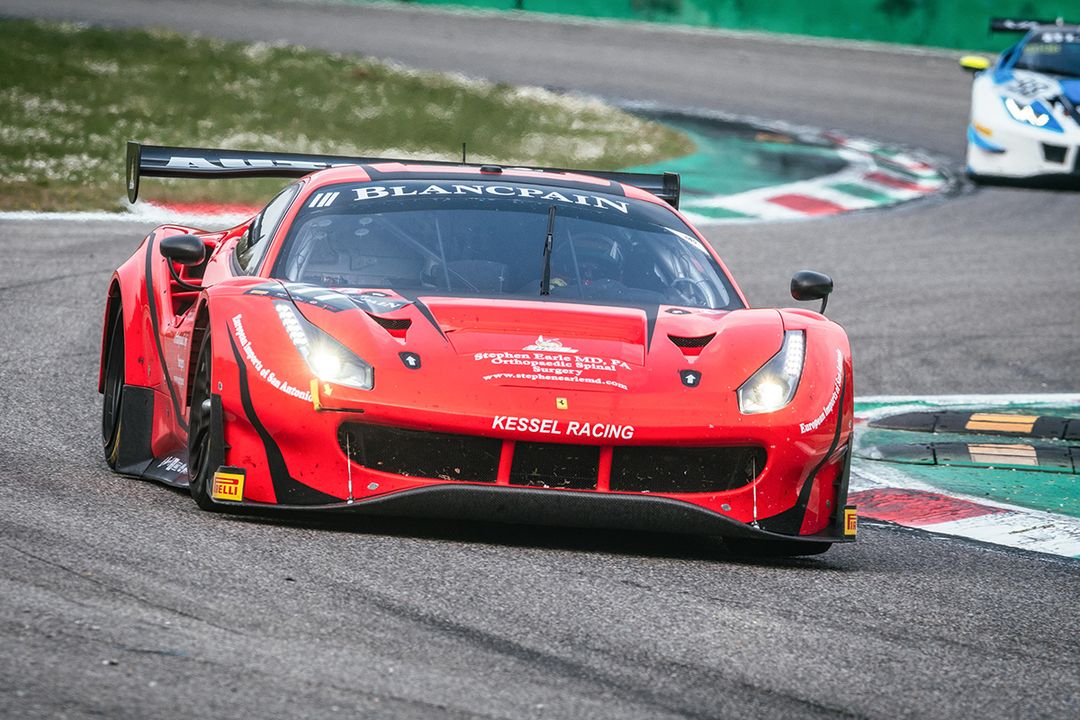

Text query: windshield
(272, 180), (741, 310)
(1016, 31), (1080, 77)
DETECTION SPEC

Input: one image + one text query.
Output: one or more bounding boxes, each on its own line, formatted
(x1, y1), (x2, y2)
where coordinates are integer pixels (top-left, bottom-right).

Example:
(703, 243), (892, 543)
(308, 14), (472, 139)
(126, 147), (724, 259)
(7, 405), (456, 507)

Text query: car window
(236, 183), (300, 273)
(1016, 32), (1080, 77)
(271, 180), (742, 310)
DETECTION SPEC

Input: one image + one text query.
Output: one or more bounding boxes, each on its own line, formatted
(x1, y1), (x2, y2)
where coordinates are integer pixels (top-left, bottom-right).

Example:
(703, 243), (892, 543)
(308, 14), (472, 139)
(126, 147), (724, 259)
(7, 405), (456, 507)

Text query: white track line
(851, 462), (1080, 558)
(0, 204), (251, 228)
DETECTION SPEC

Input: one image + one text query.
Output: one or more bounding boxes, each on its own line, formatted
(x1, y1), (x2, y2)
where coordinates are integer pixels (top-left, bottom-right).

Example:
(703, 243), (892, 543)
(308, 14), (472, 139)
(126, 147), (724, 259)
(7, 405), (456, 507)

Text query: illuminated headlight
(1002, 97), (1063, 132)
(275, 302), (374, 390)
(737, 331), (805, 414)
(309, 348), (344, 380)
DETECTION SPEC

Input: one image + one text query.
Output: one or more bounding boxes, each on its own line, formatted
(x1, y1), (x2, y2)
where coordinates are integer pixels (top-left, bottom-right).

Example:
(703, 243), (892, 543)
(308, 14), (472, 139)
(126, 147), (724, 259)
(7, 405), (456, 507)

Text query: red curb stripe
(864, 172), (932, 193)
(849, 488), (1009, 527)
(147, 201), (261, 216)
(767, 194), (847, 215)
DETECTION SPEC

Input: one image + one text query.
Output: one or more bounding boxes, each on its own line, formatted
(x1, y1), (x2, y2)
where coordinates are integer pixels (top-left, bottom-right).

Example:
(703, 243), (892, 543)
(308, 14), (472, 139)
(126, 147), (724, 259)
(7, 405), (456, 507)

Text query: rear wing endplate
(126, 141), (681, 208)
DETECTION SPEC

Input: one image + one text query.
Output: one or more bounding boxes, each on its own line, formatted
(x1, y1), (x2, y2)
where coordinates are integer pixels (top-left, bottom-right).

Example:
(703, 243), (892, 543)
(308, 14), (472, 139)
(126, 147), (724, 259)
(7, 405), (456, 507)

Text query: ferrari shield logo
(212, 467), (246, 503)
(843, 506), (857, 537)
(556, 397), (569, 410)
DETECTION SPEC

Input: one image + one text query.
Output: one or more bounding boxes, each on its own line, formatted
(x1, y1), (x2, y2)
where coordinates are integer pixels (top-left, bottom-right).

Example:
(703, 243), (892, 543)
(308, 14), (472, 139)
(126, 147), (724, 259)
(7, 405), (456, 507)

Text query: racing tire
(101, 306), (125, 469)
(187, 333), (218, 511)
(724, 537), (832, 558)
(965, 168), (989, 186)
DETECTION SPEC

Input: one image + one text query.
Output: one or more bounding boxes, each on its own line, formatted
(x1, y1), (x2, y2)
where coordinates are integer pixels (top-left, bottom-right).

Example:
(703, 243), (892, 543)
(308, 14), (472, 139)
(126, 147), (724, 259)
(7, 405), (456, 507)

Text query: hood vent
(668, 333), (715, 348)
(667, 332), (715, 357)
(367, 312), (411, 339)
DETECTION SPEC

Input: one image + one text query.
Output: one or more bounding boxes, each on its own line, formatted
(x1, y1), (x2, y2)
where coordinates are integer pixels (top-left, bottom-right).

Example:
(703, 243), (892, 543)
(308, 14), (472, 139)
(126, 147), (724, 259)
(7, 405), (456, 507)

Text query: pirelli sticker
(843, 506), (858, 538)
(212, 467), (246, 503)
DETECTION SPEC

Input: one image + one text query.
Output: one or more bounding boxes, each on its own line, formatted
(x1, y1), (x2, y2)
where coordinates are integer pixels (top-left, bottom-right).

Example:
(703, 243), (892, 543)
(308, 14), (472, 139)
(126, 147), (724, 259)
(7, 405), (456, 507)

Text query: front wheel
(187, 333), (217, 510)
(102, 307), (125, 468)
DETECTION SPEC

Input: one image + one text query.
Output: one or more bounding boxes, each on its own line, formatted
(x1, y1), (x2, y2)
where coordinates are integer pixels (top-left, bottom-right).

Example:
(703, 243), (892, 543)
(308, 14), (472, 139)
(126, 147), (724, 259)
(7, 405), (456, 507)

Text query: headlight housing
(1001, 97), (1063, 132)
(275, 302), (374, 390)
(737, 330), (805, 414)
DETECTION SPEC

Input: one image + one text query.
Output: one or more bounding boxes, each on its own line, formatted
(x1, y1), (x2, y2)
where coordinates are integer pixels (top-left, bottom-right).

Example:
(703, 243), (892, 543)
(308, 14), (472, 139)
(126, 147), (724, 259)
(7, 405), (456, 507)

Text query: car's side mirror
(160, 234), (206, 266)
(791, 270), (833, 314)
(960, 55), (991, 73)
(160, 235), (209, 293)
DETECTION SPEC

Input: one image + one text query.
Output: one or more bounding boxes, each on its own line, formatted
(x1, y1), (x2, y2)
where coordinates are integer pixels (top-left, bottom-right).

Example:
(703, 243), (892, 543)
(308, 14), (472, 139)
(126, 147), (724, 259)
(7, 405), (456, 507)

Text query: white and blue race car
(961, 18), (1080, 183)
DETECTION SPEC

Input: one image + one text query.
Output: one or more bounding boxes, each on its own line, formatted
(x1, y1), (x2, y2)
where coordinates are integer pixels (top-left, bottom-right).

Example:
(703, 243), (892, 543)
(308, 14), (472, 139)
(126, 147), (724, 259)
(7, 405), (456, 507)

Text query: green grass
(0, 19), (693, 211)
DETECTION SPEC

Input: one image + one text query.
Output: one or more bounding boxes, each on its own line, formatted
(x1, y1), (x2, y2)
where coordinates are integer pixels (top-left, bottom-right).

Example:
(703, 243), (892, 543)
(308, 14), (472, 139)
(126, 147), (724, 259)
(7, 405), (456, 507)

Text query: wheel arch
(97, 257), (157, 475)
(98, 249), (151, 393)
(98, 279), (123, 393)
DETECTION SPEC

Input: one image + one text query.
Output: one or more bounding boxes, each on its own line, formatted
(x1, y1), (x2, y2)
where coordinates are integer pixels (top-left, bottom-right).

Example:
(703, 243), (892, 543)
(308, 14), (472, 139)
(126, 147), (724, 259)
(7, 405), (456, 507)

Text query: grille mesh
(338, 423), (766, 496)
(338, 423), (499, 482)
(667, 333), (715, 348)
(367, 313), (412, 330)
(611, 445), (765, 493)
(510, 442), (600, 489)
(1042, 143), (1067, 164)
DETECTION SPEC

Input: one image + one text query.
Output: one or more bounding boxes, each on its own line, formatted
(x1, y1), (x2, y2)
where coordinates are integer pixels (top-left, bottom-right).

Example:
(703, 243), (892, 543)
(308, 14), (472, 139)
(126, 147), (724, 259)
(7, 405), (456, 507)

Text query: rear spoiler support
(126, 141), (681, 208)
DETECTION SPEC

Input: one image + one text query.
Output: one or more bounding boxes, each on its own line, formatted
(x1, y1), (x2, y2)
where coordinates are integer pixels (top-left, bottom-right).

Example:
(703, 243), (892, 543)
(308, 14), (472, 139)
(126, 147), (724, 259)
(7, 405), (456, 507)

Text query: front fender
(98, 234), (154, 392)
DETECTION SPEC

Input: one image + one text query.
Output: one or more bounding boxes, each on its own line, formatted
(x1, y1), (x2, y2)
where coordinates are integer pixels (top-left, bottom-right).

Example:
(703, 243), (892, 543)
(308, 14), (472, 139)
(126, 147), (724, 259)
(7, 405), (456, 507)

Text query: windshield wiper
(540, 205), (556, 296)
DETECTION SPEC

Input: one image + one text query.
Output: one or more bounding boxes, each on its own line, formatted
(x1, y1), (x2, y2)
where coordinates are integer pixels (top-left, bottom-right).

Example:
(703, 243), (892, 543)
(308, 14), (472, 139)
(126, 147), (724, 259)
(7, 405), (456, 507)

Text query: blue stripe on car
(967, 125), (1006, 153)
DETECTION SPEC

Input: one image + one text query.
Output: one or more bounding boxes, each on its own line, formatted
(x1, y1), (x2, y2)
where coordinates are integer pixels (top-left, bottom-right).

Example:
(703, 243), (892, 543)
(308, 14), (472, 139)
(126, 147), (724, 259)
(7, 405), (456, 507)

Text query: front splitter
(211, 483), (853, 543)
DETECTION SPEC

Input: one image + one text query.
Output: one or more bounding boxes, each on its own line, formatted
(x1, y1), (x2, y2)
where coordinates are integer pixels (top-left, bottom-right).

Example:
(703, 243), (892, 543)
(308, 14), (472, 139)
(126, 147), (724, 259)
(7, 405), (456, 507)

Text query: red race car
(101, 142), (855, 555)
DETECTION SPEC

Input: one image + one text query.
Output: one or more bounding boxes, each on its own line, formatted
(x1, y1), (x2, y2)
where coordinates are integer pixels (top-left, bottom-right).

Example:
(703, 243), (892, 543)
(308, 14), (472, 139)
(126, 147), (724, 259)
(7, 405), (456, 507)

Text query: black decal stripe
(227, 331), (340, 505)
(143, 231), (189, 432)
(758, 377), (848, 535)
(644, 305), (658, 352)
(408, 297), (448, 341)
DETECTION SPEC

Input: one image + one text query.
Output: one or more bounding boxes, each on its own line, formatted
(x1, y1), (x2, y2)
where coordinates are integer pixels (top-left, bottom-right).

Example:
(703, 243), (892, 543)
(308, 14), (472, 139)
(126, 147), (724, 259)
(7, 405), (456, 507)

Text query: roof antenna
(461, 142), (467, 164)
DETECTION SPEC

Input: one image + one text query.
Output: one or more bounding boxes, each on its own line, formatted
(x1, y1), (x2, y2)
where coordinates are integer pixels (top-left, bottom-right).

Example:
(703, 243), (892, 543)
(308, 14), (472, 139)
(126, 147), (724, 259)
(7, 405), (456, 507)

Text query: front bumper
(208, 482), (856, 543)
(966, 118), (1080, 180)
(211, 301), (856, 541)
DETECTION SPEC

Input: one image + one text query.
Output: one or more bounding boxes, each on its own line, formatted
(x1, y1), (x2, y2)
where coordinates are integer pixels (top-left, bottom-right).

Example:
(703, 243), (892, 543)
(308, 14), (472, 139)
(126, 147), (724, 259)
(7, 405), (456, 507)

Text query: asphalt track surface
(0, 1), (1078, 718)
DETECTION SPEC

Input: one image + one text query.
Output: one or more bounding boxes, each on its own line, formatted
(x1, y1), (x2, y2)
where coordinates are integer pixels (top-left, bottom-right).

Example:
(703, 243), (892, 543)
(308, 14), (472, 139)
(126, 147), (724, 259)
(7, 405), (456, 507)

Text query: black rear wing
(989, 17), (1069, 32)
(126, 141), (681, 209)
